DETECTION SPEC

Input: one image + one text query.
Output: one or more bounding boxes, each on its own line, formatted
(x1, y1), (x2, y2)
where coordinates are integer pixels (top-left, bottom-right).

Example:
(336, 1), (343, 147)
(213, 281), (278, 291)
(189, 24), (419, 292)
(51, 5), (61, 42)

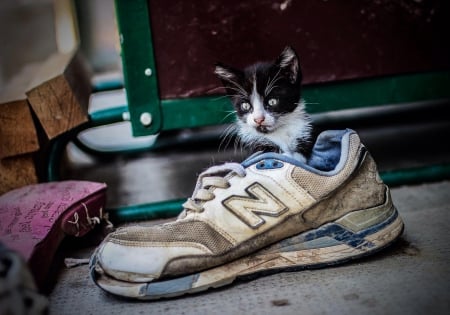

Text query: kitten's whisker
(218, 133), (232, 152)
(300, 101), (320, 105)
(218, 132), (229, 152)
(227, 80), (248, 99)
(268, 75), (282, 92)
(206, 86), (227, 94)
(265, 84), (279, 96)
(233, 135), (244, 155)
(218, 124), (237, 152)
(212, 95), (231, 101)
(239, 138), (245, 155)
(223, 86), (244, 94)
(266, 76), (271, 92)
(265, 74), (275, 96)
(219, 123), (236, 139)
(221, 110), (237, 123)
(264, 68), (282, 96)
(213, 92), (247, 103)
(221, 87), (248, 100)
(233, 136), (238, 154)
(212, 94), (245, 103)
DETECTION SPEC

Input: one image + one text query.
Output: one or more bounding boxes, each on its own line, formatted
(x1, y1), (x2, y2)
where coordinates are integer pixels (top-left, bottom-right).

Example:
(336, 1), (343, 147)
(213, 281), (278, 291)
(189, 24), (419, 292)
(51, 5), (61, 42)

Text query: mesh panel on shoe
(110, 220), (233, 254)
(291, 134), (361, 199)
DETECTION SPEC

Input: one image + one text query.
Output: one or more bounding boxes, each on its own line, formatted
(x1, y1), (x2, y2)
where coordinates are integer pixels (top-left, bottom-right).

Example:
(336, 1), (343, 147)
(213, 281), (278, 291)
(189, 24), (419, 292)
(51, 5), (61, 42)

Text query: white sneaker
(91, 129), (404, 299)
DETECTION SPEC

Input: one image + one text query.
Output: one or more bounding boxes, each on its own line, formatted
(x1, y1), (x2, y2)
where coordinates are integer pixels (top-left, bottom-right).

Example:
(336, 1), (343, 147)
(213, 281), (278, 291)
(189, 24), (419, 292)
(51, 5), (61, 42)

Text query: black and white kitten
(215, 46), (312, 162)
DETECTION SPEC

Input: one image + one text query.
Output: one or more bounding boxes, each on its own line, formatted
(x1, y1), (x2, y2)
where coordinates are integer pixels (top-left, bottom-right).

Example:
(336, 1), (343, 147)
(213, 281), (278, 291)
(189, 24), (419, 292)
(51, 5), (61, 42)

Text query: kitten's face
(215, 46), (302, 135)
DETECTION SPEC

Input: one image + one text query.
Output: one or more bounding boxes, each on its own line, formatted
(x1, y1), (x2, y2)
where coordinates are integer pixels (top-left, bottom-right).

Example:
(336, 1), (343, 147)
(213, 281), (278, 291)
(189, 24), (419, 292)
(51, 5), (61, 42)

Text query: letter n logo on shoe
(222, 183), (288, 228)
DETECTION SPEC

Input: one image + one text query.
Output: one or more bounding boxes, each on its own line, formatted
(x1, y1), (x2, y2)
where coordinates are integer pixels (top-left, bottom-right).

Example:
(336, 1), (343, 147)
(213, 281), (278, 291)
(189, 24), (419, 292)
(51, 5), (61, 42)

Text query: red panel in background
(148, 0), (450, 99)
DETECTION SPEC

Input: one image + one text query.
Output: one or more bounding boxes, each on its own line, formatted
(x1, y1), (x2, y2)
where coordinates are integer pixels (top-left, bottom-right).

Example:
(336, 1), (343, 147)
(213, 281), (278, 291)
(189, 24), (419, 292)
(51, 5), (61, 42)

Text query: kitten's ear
(275, 46), (301, 84)
(215, 63), (244, 81)
(214, 63), (244, 97)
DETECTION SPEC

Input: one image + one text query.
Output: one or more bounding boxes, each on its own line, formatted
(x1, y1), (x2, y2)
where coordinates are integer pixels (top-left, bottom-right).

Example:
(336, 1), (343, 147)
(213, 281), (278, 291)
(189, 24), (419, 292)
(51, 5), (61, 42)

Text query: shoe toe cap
(96, 238), (212, 282)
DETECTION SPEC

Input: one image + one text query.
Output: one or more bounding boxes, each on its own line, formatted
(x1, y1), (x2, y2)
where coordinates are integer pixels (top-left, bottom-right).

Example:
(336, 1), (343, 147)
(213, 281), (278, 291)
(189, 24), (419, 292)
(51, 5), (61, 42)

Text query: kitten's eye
(268, 98), (278, 106)
(241, 102), (251, 111)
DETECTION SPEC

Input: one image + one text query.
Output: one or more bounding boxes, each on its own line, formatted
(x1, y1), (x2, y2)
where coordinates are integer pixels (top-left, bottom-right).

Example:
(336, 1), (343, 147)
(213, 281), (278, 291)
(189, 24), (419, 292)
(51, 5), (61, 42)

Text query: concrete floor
(49, 181), (450, 315)
(47, 92), (450, 314)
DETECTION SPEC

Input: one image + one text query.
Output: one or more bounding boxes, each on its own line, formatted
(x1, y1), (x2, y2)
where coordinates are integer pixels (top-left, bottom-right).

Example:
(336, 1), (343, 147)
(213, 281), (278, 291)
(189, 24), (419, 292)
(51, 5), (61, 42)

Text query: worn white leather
(98, 241), (211, 282)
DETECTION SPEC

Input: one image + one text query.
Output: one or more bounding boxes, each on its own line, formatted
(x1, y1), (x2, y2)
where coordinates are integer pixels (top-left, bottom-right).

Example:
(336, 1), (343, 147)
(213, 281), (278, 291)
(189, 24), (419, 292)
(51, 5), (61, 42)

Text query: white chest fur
(237, 101), (311, 162)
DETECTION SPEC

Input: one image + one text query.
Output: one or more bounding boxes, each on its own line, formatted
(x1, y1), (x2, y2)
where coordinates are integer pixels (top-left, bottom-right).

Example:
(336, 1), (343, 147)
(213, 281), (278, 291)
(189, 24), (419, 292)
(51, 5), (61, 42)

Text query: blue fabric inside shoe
(241, 129), (352, 174)
(307, 129), (349, 172)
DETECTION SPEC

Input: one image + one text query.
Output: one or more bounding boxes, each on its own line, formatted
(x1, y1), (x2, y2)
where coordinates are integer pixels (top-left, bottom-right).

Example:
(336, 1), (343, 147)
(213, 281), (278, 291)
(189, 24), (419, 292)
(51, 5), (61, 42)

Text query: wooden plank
(26, 49), (91, 140)
(0, 155), (39, 195)
(0, 63), (40, 159)
(0, 101), (39, 159)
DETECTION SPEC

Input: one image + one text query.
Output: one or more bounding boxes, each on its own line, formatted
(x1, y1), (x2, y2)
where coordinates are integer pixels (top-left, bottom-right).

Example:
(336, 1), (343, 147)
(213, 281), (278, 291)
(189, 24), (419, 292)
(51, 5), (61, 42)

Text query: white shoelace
(182, 162), (246, 213)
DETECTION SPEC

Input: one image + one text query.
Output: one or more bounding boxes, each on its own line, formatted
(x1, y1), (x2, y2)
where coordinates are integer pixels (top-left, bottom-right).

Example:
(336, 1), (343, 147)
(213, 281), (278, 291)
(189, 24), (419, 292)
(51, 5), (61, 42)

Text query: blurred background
(1, 0), (449, 206)
(1, 1), (449, 314)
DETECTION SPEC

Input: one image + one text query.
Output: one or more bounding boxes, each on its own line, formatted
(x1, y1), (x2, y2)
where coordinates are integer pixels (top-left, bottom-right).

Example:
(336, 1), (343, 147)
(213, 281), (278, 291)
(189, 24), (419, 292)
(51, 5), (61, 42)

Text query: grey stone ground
(49, 181), (450, 315)
(47, 91), (450, 315)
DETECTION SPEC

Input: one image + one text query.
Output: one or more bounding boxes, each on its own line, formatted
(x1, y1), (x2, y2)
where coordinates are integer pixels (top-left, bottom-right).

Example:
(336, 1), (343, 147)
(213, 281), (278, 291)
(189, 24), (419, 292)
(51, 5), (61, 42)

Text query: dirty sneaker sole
(90, 189), (403, 300)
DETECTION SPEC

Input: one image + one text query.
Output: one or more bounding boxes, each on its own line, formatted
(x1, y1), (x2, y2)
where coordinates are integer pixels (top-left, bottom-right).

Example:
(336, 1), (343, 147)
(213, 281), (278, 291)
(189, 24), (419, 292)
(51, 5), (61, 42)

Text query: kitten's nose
(254, 117), (265, 125)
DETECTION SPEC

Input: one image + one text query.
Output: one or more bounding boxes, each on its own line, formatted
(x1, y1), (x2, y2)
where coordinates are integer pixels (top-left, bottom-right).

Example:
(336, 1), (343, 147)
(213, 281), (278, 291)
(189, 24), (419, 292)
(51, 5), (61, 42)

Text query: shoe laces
(182, 162), (246, 213)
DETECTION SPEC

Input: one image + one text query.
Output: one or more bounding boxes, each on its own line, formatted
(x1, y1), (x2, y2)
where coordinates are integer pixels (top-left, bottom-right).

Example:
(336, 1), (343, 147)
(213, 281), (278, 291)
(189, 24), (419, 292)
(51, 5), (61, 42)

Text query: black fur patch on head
(214, 46), (302, 118)
(214, 46), (312, 159)
(275, 46), (302, 84)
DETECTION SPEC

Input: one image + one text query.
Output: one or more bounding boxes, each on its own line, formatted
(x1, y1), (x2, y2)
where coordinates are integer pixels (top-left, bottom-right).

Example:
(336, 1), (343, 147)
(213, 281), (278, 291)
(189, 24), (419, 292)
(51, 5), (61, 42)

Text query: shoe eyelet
(256, 159), (284, 170)
(256, 161), (266, 169)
